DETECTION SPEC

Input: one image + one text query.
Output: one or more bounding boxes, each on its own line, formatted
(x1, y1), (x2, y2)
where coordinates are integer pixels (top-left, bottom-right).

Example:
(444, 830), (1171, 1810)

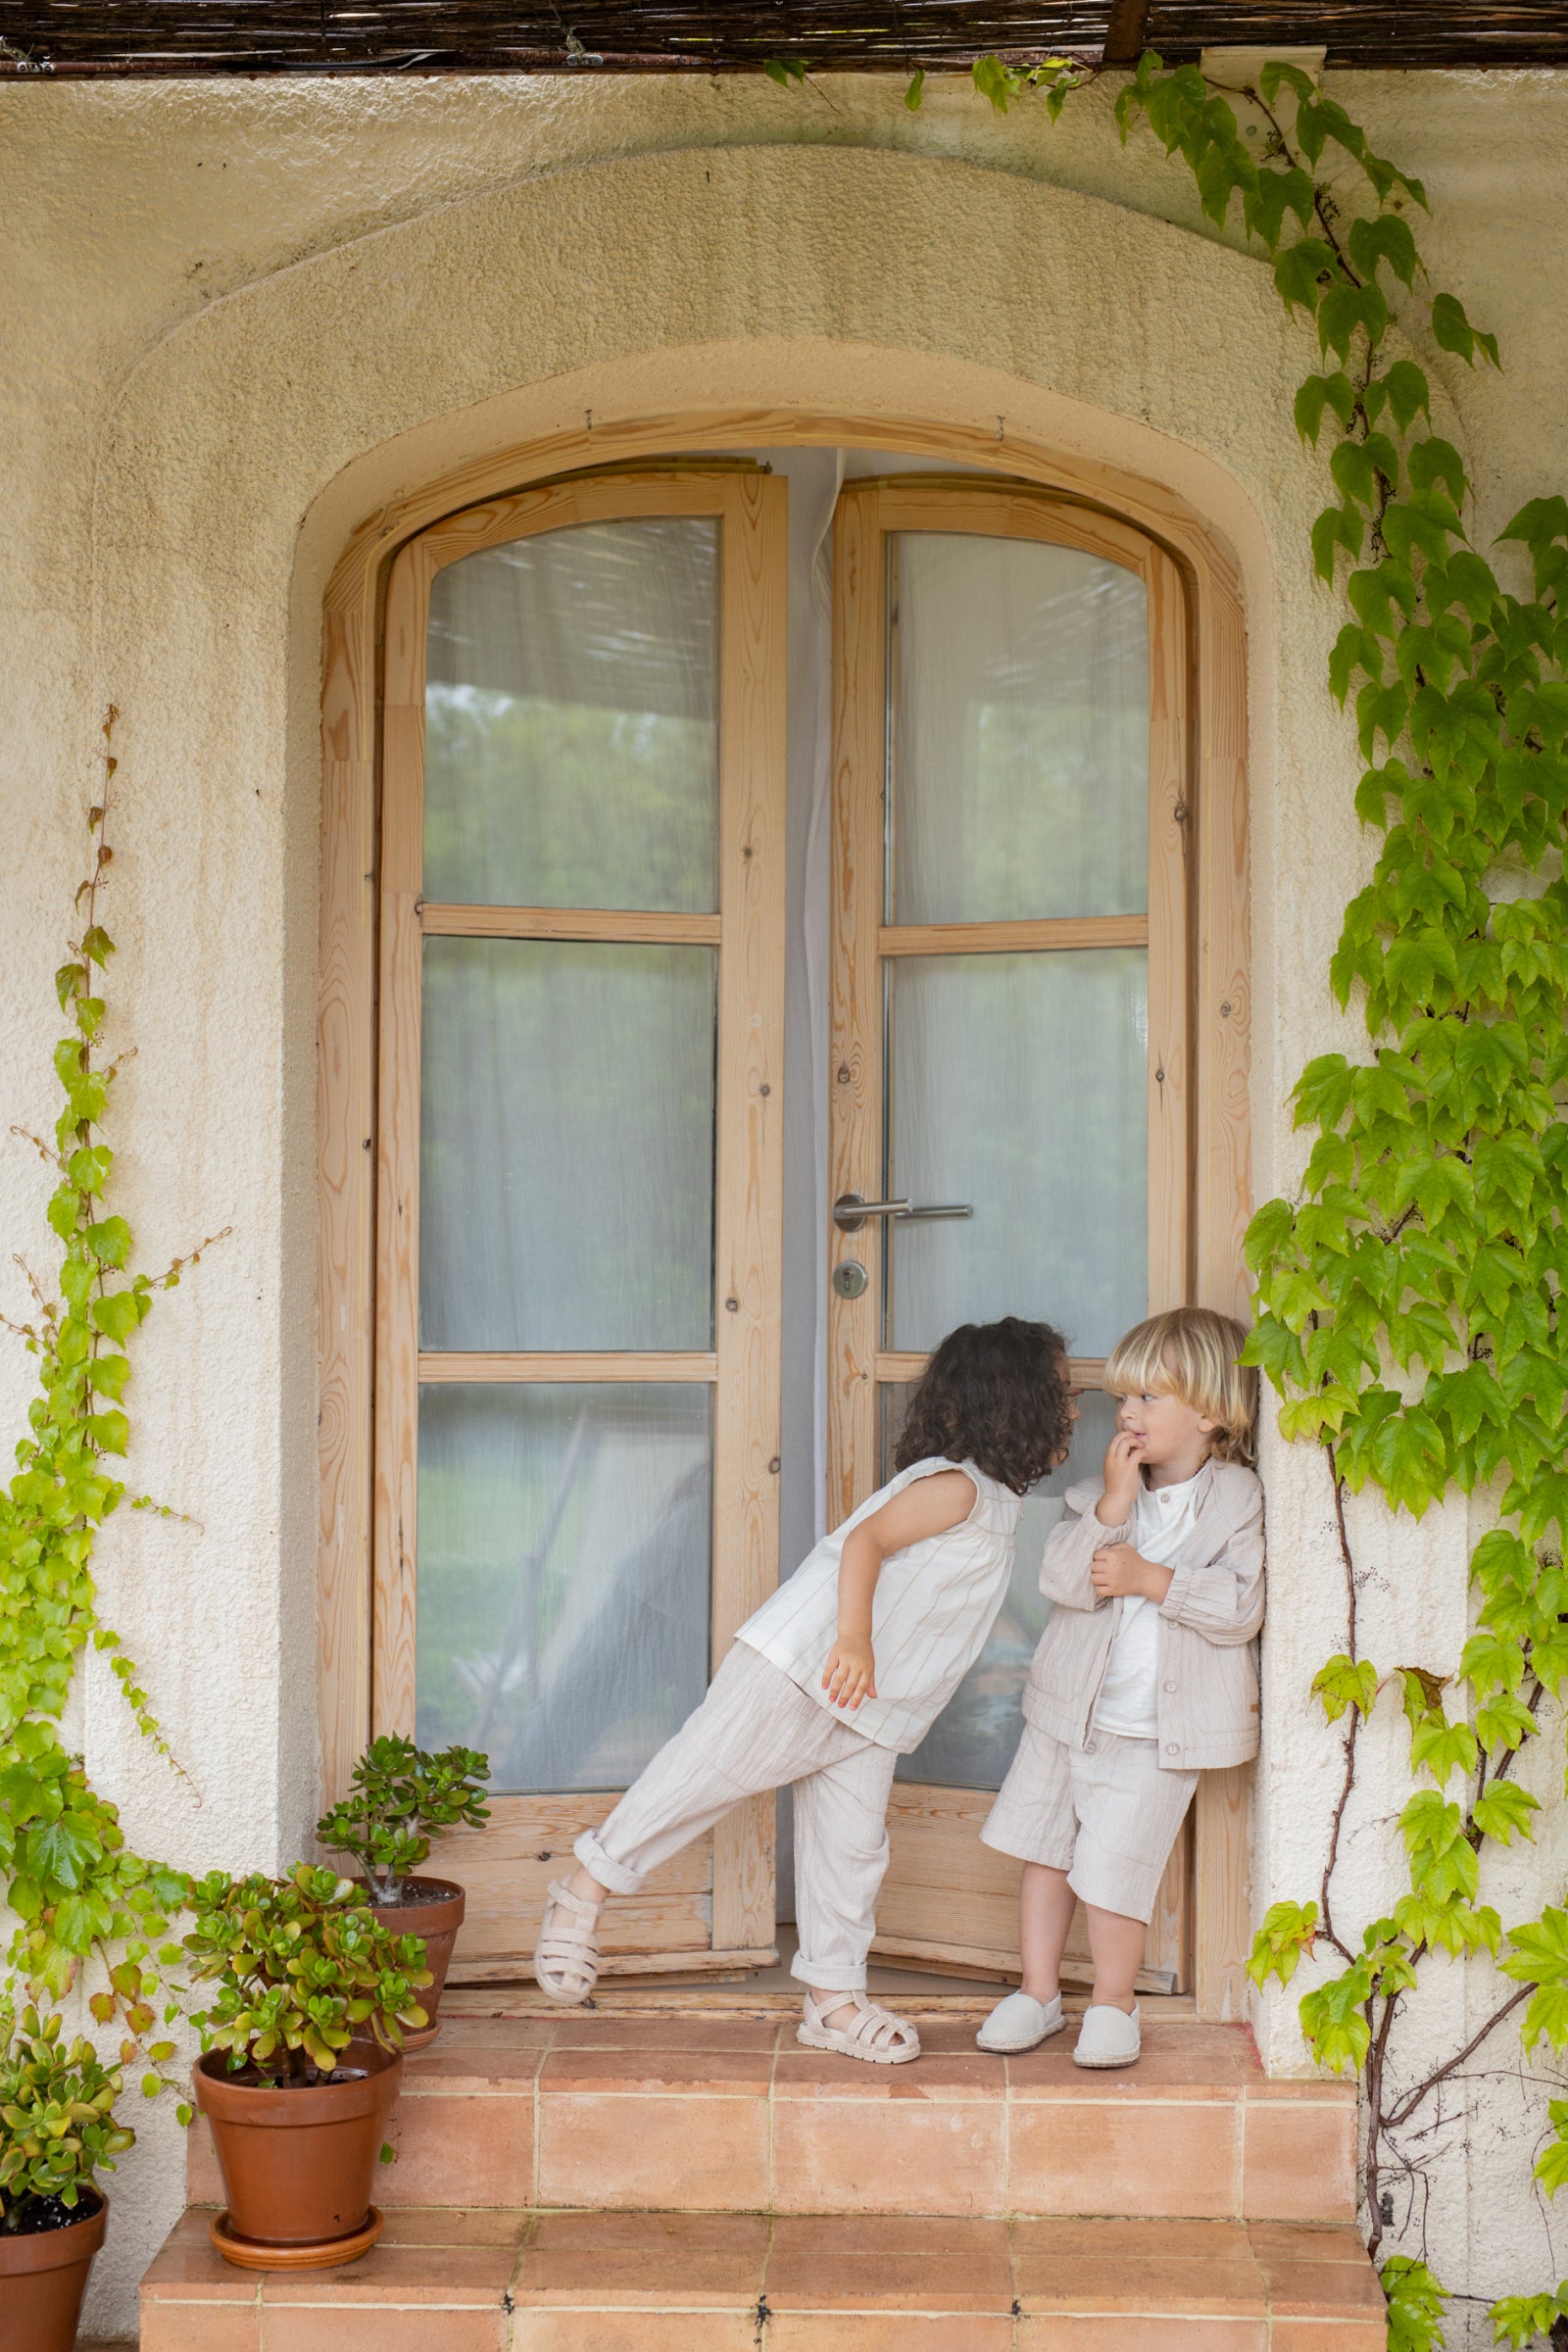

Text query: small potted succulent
(316, 1736), (488, 2046)
(184, 1864), (432, 2269)
(0, 2000), (134, 2352)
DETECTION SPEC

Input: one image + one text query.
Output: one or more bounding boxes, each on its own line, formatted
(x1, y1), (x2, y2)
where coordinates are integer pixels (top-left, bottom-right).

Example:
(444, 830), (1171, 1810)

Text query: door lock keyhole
(832, 1260), (868, 1300)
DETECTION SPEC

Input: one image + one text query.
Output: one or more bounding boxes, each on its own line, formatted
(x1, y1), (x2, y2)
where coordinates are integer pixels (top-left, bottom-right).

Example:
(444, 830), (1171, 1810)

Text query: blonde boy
(977, 1307), (1263, 2069)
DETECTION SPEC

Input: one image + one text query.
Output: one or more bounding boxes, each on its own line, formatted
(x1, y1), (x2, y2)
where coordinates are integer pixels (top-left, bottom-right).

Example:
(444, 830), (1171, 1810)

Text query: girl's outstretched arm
(821, 1469), (978, 1711)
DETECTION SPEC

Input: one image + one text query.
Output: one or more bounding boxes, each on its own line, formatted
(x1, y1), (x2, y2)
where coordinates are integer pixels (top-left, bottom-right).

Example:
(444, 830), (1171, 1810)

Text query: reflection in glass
(885, 951), (1147, 1359)
(424, 518), (719, 912)
(416, 1385), (712, 1791)
(888, 533), (1149, 924)
(888, 1387), (1121, 1788)
(419, 939), (716, 1352)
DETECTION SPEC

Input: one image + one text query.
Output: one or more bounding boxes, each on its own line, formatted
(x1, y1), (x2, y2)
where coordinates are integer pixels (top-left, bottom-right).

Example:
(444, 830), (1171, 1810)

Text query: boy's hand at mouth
(822, 1637), (877, 1710)
(1098, 1428), (1145, 1526)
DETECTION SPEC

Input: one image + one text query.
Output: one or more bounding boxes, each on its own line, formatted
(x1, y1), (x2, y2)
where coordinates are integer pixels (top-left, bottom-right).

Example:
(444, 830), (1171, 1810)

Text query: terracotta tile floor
(139, 2206), (1386, 2349)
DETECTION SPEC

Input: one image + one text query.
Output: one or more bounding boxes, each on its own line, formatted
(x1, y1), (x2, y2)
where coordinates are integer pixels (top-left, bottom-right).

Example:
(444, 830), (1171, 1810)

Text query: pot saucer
(209, 2204), (384, 2271)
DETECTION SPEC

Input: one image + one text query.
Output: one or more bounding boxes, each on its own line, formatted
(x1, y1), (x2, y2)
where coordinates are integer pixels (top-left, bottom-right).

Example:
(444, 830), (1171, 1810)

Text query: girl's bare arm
(822, 1469), (978, 1709)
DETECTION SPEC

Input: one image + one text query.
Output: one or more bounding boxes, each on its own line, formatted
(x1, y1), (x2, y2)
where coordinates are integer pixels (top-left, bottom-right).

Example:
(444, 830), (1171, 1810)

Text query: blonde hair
(1103, 1307), (1259, 1467)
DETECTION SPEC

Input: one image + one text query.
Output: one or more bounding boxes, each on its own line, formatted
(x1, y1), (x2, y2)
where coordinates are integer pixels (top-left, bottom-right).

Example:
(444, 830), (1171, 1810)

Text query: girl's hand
(822, 1637), (877, 1710)
(1091, 1544), (1173, 1602)
(1098, 1429), (1144, 1525)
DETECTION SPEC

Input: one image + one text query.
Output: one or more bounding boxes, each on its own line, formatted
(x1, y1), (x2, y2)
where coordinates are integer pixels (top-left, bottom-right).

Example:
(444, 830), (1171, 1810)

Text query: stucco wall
(2, 65), (1566, 2339)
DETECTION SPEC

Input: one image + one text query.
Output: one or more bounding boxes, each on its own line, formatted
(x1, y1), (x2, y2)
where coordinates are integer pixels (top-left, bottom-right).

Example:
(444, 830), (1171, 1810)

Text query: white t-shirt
(1092, 1469), (1202, 1740)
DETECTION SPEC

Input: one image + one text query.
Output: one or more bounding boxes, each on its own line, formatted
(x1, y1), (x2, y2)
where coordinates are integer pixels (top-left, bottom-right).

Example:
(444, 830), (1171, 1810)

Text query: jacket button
(1084, 1740), (1097, 1755)
(1164, 1742), (1179, 1755)
(1162, 1680), (1177, 1693)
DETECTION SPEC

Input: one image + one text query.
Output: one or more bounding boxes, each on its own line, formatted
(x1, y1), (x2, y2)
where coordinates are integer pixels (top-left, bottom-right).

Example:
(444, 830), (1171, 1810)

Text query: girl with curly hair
(534, 1316), (1075, 2065)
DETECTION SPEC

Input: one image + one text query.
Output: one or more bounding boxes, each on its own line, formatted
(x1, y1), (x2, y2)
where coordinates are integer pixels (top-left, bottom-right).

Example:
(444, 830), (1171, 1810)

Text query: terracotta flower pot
(0, 2189), (107, 2352)
(194, 2041), (402, 2260)
(368, 1875), (466, 2048)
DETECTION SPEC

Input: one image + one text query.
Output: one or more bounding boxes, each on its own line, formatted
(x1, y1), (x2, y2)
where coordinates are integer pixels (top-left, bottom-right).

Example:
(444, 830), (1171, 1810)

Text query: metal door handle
(832, 1192), (974, 1233)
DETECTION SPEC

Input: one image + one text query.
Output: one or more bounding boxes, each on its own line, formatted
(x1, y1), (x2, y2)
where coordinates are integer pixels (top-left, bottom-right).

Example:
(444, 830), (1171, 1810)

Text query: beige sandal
(797, 1988), (921, 2064)
(533, 1878), (603, 2004)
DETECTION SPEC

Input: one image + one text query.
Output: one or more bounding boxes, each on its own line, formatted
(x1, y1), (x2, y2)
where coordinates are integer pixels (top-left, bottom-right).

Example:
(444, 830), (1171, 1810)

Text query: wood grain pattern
(1146, 540), (1193, 1314)
(710, 471), (788, 1956)
(880, 917), (1149, 958)
(421, 905), (721, 945)
(876, 1352), (1106, 1388)
(1190, 552), (1253, 2023)
(317, 559), (378, 1806)
(371, 549), (430, 1740)
(416, 1352), (717, 1384)
(826, 484), (887, 1529)
(874, 1786), (1185, 1988)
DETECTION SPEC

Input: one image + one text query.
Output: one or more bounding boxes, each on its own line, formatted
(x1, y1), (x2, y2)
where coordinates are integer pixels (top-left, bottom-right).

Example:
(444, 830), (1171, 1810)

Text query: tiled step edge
(142, 2207), (1388, 2352)
(185, 2018), (1358, 2226)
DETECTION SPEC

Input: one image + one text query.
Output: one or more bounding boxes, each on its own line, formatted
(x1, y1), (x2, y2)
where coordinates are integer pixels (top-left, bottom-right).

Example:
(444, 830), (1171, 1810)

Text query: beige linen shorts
(981, 1720), (1198, 1923)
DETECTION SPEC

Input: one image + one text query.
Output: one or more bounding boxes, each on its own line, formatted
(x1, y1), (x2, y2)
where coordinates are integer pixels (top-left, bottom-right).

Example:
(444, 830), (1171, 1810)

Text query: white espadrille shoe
(532, 1879), (603, 2004)
(1072, 2000), (1142, 2068)
(975, 1991), (1065, 2054)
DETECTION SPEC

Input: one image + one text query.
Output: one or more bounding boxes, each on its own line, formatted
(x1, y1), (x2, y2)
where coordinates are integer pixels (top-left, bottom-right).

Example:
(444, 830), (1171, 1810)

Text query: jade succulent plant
(316, 1736), (489, 1903)
(182, 1864), (433, 2085)
(0, 2000), (135, 2232)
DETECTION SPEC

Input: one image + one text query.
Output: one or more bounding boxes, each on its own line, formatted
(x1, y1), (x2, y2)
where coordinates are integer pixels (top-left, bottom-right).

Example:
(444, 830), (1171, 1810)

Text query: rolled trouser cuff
(572, 1830), (643, 1896)
(789, 1949), (867, 1991)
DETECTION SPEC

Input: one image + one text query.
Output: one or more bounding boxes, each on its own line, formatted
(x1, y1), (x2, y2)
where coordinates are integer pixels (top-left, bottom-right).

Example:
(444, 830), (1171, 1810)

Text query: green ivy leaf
(1472, 1781), (1540, 1847)
(1275, 237), (1337, 318)
(1431, 289), (1501, 370)
(1246, 1899), (1318, 1987)
(1312, 1654), (1380, 1724)
(1382, 2255), (1449, 2352)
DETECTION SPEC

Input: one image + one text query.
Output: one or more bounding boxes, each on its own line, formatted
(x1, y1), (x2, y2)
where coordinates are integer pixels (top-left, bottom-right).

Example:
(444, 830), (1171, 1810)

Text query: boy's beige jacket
(1021, 1457), (1265, 1771)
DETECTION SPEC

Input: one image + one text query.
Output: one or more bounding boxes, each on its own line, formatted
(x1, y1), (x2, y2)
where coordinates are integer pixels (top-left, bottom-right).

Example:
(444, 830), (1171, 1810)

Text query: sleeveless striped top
(735, 1456), (1023, 1753)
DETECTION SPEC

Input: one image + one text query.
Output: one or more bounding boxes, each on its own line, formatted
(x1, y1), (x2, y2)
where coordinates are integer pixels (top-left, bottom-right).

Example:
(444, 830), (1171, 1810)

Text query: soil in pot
(195, 2041), (402, 2262)
(367, 1875), (466, 2048)
(0, 2188), (107, 2352)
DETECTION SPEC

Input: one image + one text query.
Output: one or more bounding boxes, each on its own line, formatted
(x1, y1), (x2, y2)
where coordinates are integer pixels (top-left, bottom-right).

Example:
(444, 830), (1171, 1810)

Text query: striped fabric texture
(736, 1456), (1022, 1753)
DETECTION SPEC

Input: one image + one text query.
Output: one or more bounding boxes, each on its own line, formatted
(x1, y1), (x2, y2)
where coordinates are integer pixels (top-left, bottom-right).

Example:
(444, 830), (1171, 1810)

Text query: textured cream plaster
(1, 69), (1566, 2340)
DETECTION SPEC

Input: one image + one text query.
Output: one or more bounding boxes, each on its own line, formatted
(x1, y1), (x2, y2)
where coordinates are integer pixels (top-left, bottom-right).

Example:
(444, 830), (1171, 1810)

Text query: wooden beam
(1102, 0), (1152, 65)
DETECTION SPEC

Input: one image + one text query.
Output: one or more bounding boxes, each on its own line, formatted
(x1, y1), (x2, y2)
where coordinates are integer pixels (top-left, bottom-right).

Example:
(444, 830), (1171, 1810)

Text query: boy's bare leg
(1018, 1862), (1077, 2004)
(566, 1864), (610, 1903)
(1083, 1902), (1145, 2012)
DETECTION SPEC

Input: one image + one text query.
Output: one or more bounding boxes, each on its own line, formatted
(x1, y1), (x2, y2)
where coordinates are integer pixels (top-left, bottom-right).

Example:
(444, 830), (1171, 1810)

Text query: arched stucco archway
(88, 133), (1411, 2074)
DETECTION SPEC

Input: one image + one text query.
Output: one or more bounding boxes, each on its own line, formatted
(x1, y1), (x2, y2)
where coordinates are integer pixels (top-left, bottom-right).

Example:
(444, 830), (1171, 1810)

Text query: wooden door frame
(318, 408), (1251, 2017)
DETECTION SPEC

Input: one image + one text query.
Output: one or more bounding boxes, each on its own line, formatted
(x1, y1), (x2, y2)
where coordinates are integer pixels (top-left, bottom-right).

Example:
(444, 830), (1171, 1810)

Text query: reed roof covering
(3, 0), (1566, 77)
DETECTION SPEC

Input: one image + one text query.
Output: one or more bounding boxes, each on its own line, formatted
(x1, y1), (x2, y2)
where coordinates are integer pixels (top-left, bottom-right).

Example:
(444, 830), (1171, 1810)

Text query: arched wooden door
(827, 478), (1196, 1990)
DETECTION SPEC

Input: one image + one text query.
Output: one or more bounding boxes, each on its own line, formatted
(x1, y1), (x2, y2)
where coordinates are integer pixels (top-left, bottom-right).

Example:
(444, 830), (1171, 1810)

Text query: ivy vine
(845, 46), (1566, 2350)
(0, 711), (224, 2099)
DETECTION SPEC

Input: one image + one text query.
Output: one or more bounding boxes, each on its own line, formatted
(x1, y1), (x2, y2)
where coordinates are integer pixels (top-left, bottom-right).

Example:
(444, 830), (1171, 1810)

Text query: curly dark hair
(892, 1317), (1074, 1495)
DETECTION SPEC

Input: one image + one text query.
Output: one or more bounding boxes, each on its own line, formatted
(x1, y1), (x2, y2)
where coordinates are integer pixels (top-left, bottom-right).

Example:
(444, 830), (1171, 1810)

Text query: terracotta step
(140, 2204), (1386, 2349)
(185, 2012), (1357, 2226)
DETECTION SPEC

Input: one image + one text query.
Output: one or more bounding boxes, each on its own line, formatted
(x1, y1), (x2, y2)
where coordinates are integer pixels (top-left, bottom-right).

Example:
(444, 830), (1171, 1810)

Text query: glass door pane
(424, 517), (719, 911)
(883, 948), (1148, 1358)
(419, 938), (717, 1353)
(888, 532), (1149, 922)
(416, 1383), (712, 1791)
